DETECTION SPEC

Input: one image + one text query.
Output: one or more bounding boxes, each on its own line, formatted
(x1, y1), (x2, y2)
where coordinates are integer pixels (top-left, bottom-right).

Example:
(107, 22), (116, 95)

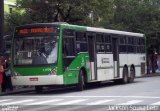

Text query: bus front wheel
(76, 70), (85, 91)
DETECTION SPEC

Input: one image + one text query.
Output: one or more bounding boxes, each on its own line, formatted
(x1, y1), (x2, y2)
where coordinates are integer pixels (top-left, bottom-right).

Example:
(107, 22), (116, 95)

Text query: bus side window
(96, 34), (106, 53)
(76, 32), (88, 53)
(63, 38), (75, 57)
(104, 34), (112, 53)
(62, 29), (75, 69)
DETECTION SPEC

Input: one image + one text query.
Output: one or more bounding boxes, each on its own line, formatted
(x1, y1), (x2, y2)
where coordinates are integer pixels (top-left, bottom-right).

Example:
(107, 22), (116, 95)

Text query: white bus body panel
(90, 62), (96, 80)
(119, 54), (146, 77)
(96, 54), (114, 81)
(11, 75), (64, 86)
(113, 61), (118, 77)
(95, 53), (145, 82)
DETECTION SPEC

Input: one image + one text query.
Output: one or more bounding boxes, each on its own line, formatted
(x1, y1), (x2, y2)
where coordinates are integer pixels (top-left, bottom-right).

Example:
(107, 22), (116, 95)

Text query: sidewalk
(141, 73), (160, 77)
(0, 73), (160, 96)
(0, 86), (34, 96)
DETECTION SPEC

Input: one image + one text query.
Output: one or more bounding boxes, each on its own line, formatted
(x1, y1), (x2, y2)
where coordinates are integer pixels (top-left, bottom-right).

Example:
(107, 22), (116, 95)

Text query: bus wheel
(76, 70), (85, 91)
(129, 67), (135, 83)
(35, 86), (43, 93)
(122, 67), (128, 84)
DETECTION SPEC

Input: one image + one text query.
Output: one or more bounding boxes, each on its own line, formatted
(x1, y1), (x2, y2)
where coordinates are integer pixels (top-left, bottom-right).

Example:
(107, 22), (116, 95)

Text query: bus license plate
(29, 77), (38, 81)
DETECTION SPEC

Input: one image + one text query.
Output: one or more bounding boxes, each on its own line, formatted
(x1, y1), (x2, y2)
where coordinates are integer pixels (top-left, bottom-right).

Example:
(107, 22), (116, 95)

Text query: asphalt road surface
(0, 76), (160, 111)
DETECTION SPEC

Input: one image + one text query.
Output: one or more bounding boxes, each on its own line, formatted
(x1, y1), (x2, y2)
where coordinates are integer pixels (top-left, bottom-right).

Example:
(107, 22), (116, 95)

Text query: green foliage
(98, 0), (160, 51)
(5, 0), (112, 33)
(4, 9), (31, 35)
(16, 0), (94, 24)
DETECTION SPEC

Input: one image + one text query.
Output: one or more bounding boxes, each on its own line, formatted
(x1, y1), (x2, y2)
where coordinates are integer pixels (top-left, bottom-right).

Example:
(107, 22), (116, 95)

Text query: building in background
(4, 0), (16, 14)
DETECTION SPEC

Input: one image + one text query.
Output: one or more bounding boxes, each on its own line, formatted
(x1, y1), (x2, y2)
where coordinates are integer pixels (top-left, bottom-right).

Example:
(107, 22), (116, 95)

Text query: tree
(4, 10), (31, 35)
(98, 0), (160, 52)
(16, 0), (92, 24)
(5, 0), (112, 34)
(16, 0), (113, 25)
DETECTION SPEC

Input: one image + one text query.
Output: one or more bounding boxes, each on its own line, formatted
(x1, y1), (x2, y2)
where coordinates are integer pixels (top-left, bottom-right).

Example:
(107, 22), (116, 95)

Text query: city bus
(11, 23), (146, 92)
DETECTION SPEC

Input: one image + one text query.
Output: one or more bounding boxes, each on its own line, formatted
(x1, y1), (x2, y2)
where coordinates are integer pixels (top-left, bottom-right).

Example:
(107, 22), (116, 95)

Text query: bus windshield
(14, 36), (58, 65)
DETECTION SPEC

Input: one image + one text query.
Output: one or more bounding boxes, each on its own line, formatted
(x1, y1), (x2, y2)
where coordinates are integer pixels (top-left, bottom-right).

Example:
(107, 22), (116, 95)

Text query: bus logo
(101, 58), (110, 63)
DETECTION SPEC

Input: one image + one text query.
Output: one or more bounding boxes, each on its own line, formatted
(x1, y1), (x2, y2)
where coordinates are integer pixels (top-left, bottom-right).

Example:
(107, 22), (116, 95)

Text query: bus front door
(88, 34), (97, 80)
(112, 38), (120, 78)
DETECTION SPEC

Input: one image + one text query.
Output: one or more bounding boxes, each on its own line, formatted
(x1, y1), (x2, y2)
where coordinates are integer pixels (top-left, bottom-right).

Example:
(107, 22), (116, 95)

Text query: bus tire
(122, 67), (128, 84)
(35, 86), (43, 93)
(76, 70), (85, 91)
(129, 67), (135, 83)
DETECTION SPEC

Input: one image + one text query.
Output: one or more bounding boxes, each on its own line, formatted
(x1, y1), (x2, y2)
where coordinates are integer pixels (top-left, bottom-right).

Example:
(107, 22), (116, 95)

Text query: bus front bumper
(11, 75), (64, 86)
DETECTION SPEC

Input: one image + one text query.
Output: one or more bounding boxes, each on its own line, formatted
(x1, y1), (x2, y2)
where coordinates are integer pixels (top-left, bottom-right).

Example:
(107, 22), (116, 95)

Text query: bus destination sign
(16, 27), (54, 35)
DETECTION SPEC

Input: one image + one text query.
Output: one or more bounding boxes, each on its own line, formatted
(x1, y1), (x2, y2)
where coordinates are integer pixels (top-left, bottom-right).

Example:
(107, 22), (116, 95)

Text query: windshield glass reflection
(14, 36), (58, 65)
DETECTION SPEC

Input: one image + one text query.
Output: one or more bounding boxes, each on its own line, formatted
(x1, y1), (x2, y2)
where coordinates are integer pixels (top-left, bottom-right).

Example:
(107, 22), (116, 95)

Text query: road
(0, 76), (160, 111)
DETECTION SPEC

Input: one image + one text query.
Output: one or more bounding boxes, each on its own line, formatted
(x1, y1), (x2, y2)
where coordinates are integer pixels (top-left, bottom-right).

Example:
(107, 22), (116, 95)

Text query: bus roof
(86, 27), (144, 37)
(61, 24), (144, 37)
(15, 23), (144, 37)
(15, 23), (64, 28)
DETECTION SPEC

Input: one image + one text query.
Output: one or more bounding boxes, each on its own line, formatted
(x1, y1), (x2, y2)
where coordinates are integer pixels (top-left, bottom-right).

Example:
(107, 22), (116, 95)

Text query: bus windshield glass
(14, 36), (58, 65)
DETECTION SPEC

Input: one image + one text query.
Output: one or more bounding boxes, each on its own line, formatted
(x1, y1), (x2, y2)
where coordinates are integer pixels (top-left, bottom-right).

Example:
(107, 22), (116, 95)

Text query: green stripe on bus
(97, 66), (113, 69)
(119, 65), (141, 68)
(97, 65), (141, 70)
(61, 24), (86, 31)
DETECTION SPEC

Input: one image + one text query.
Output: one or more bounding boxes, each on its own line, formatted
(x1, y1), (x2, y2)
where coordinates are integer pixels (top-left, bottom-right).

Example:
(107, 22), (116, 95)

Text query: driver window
(62, 29), (75, 69)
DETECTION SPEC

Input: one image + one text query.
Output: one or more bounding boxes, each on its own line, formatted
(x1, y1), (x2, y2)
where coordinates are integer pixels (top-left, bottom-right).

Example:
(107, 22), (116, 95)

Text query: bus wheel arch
(129, 65), (135, 83)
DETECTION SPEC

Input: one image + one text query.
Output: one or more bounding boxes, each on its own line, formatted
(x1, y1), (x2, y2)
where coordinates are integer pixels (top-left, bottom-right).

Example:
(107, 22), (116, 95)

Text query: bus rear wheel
(129, 67), (135, 83)
(76, 70), (85, 91)
(35, 86), (43, 93)
(122, 67), (128, 84)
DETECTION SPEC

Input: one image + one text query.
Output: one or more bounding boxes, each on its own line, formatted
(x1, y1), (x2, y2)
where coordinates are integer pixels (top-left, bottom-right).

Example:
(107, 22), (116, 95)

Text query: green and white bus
(11, 23), (146, 92)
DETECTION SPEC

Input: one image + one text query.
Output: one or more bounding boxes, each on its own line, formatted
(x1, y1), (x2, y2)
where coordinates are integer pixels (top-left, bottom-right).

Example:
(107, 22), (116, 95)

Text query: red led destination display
(31, 27), (53, 33)
(19, 29), (29, 34)
(16, 27), (54, 36)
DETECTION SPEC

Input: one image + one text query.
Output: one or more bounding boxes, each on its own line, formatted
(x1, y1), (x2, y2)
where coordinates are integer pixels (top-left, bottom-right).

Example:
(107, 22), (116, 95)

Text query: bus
(11, 23), (146, 92)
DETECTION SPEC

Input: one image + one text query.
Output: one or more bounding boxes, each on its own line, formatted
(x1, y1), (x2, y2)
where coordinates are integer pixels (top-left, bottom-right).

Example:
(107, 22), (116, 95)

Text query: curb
(140, 73), (160, 78)
(0, 88), (34, 96)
